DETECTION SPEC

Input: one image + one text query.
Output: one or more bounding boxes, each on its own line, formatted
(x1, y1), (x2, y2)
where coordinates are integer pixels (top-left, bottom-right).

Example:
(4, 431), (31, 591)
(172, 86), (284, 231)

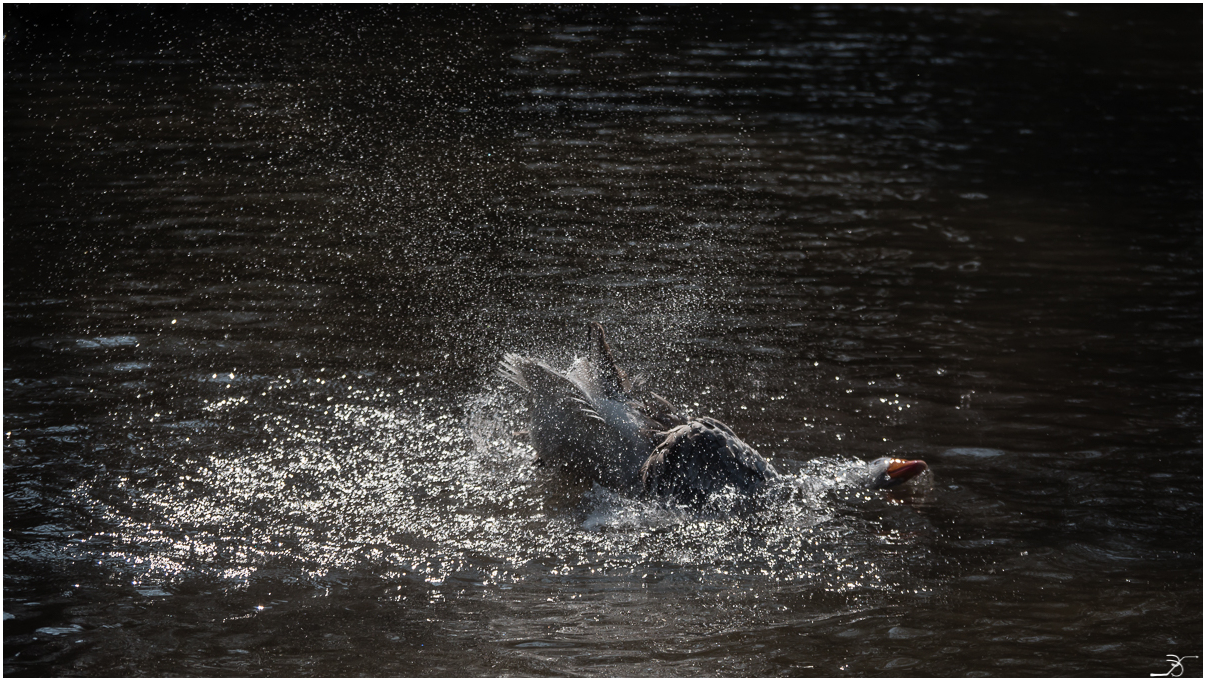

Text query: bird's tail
(587, 322), (633, 395)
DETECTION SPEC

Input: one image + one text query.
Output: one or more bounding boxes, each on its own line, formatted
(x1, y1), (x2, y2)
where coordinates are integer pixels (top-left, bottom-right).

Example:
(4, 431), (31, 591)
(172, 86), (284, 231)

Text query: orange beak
(884, 459), (928, 486)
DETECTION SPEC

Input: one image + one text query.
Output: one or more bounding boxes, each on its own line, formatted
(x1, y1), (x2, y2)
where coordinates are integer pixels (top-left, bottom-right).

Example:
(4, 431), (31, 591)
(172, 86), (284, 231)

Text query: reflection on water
(5, 5), (1201, 677)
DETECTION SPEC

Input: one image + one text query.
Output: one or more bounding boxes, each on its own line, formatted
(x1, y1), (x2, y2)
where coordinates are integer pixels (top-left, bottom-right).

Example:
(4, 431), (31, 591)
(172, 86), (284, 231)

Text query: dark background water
(4, 5), (1201, 676)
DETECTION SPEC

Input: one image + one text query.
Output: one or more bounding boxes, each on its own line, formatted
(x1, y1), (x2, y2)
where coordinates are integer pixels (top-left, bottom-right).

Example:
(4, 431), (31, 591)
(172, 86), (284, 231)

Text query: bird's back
(640, 417), (778, 505)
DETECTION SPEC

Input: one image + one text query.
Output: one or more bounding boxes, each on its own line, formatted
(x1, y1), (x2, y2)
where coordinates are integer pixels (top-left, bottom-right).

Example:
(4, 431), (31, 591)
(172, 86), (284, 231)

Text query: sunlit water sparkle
(59, 372), (938, 599)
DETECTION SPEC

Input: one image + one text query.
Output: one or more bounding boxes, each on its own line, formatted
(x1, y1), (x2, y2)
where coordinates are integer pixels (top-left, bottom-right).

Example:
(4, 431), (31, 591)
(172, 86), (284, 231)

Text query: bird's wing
(498, 352), (619, 468)
(499, 353), (603, 419)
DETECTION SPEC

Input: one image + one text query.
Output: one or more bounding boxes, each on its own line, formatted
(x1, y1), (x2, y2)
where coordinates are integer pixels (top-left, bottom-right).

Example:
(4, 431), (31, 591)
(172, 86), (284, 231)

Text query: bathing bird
(498, 323), (926, 504)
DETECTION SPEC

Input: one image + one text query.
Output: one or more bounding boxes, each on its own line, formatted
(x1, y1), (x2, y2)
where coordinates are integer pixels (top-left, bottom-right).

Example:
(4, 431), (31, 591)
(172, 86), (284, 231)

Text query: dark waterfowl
(499, 323), (926, 504)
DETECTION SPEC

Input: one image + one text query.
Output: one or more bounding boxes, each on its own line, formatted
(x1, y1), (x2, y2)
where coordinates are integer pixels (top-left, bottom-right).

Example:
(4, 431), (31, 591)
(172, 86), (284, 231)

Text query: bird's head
(866, 457), (928, 489)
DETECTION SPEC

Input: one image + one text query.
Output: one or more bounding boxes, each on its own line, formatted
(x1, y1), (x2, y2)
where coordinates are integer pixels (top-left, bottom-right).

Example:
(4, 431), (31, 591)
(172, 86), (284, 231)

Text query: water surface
(4, 5), (1201, 676)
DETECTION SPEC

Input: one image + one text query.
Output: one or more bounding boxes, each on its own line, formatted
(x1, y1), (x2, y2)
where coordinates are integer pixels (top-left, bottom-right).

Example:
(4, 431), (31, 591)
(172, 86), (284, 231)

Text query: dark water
(4, 5), (1201, 676)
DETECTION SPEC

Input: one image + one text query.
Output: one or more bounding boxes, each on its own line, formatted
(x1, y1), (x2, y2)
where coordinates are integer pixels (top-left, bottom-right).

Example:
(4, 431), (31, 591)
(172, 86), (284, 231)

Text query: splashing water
(60, 360), (937, 602)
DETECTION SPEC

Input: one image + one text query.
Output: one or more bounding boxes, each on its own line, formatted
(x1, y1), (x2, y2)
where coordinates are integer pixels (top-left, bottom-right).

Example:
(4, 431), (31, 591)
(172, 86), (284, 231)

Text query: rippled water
(5, 5), (1201, 676)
